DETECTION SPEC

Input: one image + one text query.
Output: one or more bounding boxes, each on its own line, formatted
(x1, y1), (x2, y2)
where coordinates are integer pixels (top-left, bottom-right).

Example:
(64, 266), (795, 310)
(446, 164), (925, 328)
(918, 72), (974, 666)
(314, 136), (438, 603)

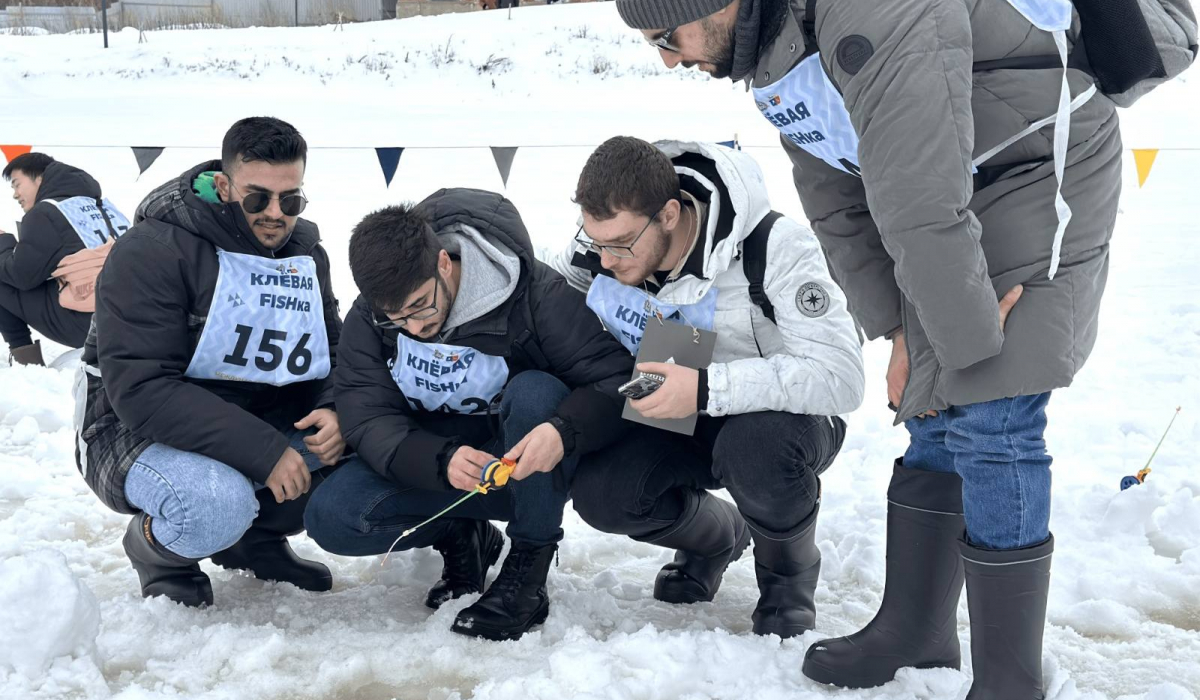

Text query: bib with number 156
(185, 250), (330, 386)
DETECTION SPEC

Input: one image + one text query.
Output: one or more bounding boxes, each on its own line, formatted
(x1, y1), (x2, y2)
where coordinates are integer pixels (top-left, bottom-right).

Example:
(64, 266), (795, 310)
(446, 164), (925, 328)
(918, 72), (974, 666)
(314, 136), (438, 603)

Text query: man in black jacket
(2, 153), (129, 365)
(304, 190), (633, 641)
(76, 117), (347, 608)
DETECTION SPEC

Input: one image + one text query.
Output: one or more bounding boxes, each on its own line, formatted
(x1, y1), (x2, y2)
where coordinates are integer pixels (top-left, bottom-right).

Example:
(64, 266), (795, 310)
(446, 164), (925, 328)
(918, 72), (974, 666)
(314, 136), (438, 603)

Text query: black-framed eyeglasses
(374, 278), (441, 330)
(230, 180), (308, 217)
(575, 214), (657, 259)
(647, 26), (681, 53)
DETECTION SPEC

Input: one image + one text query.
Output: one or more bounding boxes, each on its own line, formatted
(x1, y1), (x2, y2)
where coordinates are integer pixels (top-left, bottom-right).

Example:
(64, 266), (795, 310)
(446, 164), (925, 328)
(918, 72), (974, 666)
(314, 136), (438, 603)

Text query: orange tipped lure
(381, 458), (516, 564)
(1121, 407), (1181, 491)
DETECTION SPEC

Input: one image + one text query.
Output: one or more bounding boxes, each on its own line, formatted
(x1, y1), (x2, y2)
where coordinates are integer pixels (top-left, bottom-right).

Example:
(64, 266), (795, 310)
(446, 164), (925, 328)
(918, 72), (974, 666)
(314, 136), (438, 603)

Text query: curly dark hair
(348, 203), (443, 312)
(574, 136), (679, 220)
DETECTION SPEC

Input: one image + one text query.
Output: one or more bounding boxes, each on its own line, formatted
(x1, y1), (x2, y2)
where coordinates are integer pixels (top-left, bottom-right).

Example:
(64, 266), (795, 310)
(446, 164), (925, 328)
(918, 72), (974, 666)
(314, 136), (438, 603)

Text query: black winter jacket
(336, 188), (633, 492)
(0, 162), (123, 291)
(77, 161), (342, 514)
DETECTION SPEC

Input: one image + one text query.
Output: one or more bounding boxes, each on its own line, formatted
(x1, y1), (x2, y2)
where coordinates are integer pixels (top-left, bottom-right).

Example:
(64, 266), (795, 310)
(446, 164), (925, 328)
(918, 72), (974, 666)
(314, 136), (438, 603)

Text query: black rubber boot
(452, 541), (556, 641)
(210, 488), (332, 592)
(748, 502), (822, 638)
(639, 489), (751, 605)
(123, 513), (213, 607)
(10, 340), (44, 367)
(963, 535), (1054, 700)
(425, 519), (505, 610)
(804, 461), (965, 688)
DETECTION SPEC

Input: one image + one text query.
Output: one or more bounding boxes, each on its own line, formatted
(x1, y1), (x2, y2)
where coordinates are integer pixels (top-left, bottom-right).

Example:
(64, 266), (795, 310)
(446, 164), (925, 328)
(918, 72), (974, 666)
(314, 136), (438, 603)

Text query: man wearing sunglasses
(304, 189), (634, 641)
(550, 137), (863, 639)
(74, 117), (347, 607)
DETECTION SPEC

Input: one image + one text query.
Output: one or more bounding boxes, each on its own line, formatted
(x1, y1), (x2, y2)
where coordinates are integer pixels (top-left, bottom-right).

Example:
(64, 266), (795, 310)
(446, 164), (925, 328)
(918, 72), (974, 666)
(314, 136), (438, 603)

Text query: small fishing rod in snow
(381, 458), (516, 564)
(1121, 406), (1182, 490)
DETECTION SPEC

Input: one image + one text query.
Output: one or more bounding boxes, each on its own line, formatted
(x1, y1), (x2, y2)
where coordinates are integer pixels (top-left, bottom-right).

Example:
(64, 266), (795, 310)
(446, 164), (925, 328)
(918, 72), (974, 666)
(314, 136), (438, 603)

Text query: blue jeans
(305, 371), (578, 552)
(123, 427), (333, 559)
(903, 393), (1053, 550)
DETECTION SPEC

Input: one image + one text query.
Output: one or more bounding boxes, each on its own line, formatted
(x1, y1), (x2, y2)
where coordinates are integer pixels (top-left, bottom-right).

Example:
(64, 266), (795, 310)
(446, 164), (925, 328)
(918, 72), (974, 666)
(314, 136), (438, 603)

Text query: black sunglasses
(231, 181), (308, 216)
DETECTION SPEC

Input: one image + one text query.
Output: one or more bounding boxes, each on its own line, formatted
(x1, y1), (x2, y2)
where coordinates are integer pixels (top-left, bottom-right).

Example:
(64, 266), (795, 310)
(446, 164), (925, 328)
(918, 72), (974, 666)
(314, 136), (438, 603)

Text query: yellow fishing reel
(478, 458), (516, 494)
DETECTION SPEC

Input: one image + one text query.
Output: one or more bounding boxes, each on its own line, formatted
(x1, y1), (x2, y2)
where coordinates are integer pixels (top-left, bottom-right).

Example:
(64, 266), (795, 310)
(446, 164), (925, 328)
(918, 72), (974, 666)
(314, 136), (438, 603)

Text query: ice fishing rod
(1121, 406), (1182, 490)
(381, 458), (516, 564)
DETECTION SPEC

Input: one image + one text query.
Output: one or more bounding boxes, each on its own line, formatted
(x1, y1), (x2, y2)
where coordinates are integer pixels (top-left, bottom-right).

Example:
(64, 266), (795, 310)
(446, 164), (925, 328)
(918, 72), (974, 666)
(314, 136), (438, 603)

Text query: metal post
(295, 0), (299, 26)
(101, 0), (109, 48)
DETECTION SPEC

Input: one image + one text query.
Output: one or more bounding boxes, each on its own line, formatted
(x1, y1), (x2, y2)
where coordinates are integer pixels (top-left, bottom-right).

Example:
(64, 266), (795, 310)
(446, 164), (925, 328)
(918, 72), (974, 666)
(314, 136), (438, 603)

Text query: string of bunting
(0, 141), (1185, 189)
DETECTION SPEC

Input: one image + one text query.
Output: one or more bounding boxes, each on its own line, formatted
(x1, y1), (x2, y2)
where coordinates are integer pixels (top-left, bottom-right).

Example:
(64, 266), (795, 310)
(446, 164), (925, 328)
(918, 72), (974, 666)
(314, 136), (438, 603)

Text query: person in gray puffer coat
(613, 0), (1194, 697)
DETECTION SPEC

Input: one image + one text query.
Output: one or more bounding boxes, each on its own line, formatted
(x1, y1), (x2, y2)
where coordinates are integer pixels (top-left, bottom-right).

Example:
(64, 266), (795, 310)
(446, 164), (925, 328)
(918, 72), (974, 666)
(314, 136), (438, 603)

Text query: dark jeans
(305, 371), (578, 551)
(0, 281), (91, 349)
(572, 412), (846, 538)
(904, 392), (1053, 550)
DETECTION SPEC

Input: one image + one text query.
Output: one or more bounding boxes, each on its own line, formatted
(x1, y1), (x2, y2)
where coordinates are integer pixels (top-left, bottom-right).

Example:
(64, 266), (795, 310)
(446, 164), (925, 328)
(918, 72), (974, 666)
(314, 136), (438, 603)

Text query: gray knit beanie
(615, 0), (736, 30)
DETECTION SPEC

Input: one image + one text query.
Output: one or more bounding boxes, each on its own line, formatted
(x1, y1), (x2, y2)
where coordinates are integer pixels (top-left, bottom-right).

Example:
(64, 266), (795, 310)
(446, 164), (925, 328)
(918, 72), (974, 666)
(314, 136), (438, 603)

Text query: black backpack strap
(95, 198), (120, 242)
(743, 211), (784, 325)
(802, 0), (817, 50)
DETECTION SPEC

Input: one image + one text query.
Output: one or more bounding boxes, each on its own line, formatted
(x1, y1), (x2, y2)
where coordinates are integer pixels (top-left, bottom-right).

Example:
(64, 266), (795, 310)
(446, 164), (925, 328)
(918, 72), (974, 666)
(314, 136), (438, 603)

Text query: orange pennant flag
(1, 145), (32, 163)
(1133, 149), (1159, 188)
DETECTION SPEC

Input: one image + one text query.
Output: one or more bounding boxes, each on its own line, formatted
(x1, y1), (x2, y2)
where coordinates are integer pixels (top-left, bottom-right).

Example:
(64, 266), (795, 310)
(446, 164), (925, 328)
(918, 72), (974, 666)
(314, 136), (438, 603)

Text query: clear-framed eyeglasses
(575, 213), (658, 259)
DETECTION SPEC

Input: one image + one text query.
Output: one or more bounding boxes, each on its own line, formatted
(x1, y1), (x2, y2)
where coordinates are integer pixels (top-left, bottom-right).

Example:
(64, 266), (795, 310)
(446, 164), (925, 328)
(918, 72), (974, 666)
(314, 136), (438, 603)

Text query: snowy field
(1, 5), (1199, 699)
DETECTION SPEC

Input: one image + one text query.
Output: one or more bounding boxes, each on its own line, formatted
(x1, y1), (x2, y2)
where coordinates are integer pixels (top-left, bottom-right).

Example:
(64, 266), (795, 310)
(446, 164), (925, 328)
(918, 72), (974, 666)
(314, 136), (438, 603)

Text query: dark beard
(701, 16), (736, 79)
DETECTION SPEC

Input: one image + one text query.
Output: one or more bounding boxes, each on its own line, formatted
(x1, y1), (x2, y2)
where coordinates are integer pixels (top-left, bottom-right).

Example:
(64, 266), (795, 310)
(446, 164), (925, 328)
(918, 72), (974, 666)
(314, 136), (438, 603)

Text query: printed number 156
(223, 324), (313, 375)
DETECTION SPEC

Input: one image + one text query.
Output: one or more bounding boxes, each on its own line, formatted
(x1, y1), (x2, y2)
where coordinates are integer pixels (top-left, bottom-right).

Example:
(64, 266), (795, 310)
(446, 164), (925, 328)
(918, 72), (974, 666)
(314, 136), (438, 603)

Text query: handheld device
(618, 372), (666, 400)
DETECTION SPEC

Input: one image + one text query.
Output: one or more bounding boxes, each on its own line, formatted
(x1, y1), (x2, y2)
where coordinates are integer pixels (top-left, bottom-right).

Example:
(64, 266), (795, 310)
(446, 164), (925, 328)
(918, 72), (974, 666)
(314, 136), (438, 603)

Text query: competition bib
(585, 274), (718, 355)
(185, 251), (330, 386)
(46, 196), (130, 248)
(390, 338), (509, 415)
(752, 53), (863, 176)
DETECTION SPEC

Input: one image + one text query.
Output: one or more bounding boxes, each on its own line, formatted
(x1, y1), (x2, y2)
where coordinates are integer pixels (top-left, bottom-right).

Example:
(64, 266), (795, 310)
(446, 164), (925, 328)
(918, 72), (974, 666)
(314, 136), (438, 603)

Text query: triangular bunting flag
(132, 147), (164, 179)
(1133, 149), (1159, 188)
(376, 147), (404, 187)
(491, 146), (518, 188)
(717, 134), (741, 150)
(1, 145), (32, 163)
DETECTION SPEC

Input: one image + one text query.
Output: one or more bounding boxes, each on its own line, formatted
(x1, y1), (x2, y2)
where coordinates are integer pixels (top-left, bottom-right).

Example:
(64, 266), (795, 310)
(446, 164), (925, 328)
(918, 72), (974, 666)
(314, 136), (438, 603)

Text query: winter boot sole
(803, 648), (959, 689)
(451, 600), (550, 641)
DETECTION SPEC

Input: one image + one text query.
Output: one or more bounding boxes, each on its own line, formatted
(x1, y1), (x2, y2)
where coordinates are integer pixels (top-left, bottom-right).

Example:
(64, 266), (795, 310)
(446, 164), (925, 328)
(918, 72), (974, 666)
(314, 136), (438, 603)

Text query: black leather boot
(640, 489), (751, 605)
(748, 503), (822, 638)
(804, 461), (965, 688)
(963, 535), (1054, 700)
(123, 513), (213, 607)
(425, 519), (505, 610)
(210, 488), (332, 592)
(451, 541), (556, 641)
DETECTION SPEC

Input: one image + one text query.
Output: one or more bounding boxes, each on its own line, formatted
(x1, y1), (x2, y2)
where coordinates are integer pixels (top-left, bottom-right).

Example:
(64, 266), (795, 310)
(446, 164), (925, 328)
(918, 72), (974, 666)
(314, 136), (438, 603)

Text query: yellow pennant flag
(1133, 149), (1159, 188)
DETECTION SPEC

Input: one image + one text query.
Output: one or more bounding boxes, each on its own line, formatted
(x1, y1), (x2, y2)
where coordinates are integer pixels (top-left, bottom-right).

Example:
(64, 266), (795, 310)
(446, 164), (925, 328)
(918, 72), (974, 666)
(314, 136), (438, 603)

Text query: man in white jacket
(552, 137), (864, 637)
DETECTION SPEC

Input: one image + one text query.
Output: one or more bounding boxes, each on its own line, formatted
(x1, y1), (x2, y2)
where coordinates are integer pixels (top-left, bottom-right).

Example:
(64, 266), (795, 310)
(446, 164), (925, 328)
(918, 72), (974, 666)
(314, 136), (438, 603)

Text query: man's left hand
(295, 408), (346, 466)
(505, 422), (565, 481)
(629, 362), (699, 420)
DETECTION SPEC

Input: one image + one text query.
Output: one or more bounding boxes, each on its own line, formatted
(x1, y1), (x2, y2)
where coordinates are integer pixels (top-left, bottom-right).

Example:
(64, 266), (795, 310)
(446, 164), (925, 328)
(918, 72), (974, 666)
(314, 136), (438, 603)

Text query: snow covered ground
(1, 5), (1198, 699)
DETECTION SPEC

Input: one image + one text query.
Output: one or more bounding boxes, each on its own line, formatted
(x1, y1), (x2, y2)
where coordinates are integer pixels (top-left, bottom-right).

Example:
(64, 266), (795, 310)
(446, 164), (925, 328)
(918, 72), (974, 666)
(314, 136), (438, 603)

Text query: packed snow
(1, 5), (1198, 699)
